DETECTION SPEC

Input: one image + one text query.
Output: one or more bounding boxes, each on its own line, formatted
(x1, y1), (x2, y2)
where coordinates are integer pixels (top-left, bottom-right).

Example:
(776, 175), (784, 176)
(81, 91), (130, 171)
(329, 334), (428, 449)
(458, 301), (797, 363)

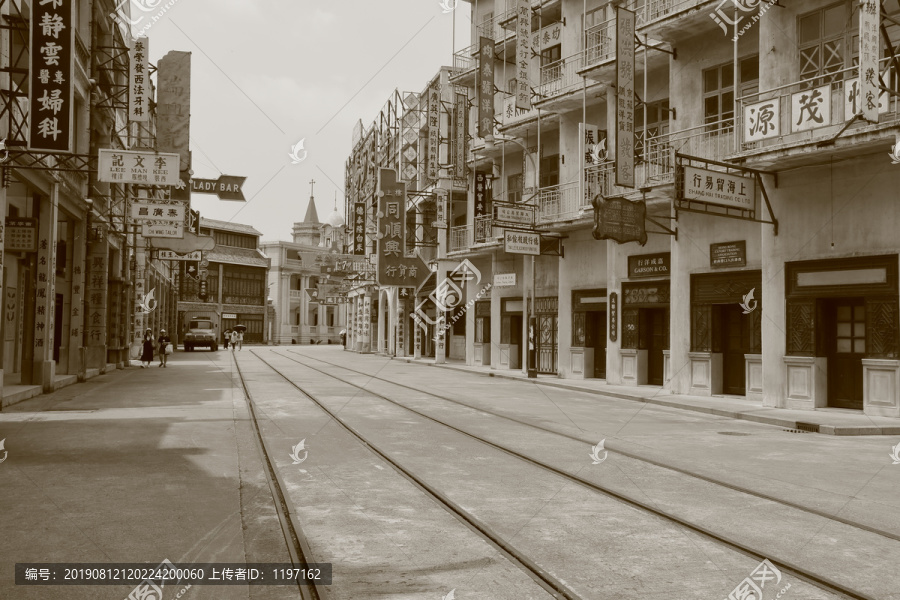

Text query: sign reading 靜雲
(628, 253), (670, 278)
(504, 230), (540, 255)
(710, 241), (747, 268)
(859, 0), (881, 123)
(682, 165), (755, 210)
(98, 149), (181, 185)
(129, 37), (150, 122)
(30, 0), (73, 152)
(515, 0), (532, 111)
(615, 7), (635, 188)
(477, 37), (496, 138)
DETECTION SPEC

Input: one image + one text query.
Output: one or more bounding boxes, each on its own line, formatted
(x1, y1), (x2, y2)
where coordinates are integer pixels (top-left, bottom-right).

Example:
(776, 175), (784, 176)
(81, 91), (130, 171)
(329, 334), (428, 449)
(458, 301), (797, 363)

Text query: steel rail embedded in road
(232, 353), (321, 600)
(274, 349), (877, 600)
(245, 349), (585, 600)
(286, 349), (900, 545)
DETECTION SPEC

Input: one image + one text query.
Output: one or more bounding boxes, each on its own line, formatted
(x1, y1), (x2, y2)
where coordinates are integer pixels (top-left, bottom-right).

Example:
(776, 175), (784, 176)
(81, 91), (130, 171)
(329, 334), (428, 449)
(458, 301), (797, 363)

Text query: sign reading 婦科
(30, 0), (73, 152)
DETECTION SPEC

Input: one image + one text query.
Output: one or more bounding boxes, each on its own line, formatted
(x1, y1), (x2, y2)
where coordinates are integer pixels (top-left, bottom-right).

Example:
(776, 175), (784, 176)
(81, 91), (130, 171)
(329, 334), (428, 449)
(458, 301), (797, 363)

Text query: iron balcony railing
(452, 43), (477, 74)
(538, 181), (581, 222)
(539, 53), (585, 99)
(449, 224), (471, 253)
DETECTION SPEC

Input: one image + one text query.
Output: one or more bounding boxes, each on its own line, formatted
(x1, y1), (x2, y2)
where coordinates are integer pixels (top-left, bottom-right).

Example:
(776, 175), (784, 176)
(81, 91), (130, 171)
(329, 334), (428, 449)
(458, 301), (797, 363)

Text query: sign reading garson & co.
(628, 253), (670, 278)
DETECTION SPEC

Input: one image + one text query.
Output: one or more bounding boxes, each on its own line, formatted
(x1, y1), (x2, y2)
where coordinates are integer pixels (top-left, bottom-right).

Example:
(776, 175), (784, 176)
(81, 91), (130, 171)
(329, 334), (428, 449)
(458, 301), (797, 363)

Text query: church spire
(302, 178), (319, 224)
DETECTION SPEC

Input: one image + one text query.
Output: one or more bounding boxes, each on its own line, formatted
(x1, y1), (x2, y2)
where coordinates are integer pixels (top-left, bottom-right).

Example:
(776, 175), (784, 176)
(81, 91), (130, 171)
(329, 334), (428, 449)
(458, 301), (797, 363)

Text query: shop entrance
(642, 308), (666, 386)
(824, 298), (865, 409)
(720, 304), (747, 395)
(586, 310), (607, 378)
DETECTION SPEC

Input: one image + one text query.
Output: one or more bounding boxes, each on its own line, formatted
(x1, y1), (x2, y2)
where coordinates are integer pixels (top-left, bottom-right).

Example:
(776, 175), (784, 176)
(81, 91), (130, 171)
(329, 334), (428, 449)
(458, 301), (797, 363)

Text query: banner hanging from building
(615, 7), (635, 188)
(352, 201), (366, 255)
(859, 0), (881, 123)
(30, 0), (73, 152)
(477, 37), (495, 138)
(376, 169), (429, 288)
(129, 37), (150, 122)
(157, 51), (192, 201)
(427, 83), (440, 181)
(454, 92), (467, 179)
(515, 0), (532, 110)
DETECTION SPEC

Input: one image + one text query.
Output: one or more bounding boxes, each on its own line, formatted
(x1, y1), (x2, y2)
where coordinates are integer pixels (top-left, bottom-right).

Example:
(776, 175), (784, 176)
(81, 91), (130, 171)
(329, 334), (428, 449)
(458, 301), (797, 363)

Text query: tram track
(262, 348), (889, 600)
(285, 348), (900, 545)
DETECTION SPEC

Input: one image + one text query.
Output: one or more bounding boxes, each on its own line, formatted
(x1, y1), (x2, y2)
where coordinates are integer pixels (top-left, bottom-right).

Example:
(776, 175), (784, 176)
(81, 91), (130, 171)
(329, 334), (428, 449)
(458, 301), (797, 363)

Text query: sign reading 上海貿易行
(628, 253), (670, 278)
(682, 165), (755, 210)
(504, 230), (540, 255)
(98, 149), (181, 185)
(30, 0), (73, 153)
(710, 241), (747, 268)
(615, 7), (635, 188)
(190, 176), (247, 201)
(129, 37), (150, 123)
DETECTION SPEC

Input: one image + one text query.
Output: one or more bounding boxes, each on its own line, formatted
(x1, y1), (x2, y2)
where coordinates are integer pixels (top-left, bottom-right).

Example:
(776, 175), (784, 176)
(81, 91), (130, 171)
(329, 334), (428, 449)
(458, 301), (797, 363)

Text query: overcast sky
(142, 0), (472, 241)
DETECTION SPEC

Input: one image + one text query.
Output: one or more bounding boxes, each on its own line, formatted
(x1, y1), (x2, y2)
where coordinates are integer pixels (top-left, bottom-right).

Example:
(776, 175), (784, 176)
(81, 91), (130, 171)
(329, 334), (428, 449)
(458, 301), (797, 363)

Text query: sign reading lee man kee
(682, 165), (755, 210)
(628, 253), (670, 278)
(98, 149), (181, 185)
(30, 0), (73, 152)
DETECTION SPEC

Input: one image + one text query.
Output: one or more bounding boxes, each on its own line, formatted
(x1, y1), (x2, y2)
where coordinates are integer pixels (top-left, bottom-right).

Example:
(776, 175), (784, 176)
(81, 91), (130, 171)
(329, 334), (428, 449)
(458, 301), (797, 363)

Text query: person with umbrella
(231, 324), (245, 351)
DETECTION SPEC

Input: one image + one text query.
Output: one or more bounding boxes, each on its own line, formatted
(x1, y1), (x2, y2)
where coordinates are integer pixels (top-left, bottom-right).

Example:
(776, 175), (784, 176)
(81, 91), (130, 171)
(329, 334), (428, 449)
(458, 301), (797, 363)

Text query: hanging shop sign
(743, 98), (781, 142)
(5, 218), (38, 252)
(434, 190), (448, 229)
(710, 241), (747, 268)
(493, 273), (517, 287)
(190, 175), (247, 201)
(131, 201), (185, 223)
(844, 77), (888, 122)
(493, 202), (534, 227)
(859, 0), (881, 123)
(97, 149), (181, 185)
(591, 196), (647, 246)
(142, 222), (184, 239)
(157, 51), (192, 201)
(628, 252), (670, 278)
(159, 250), (201, 261)
(615, 7), (635, 188)
(427, 83), (440, 181)
(376, 168), (430, 288)
(29, 0), (73, 152)
(682, 165), (755, 210)
(609, 292), (618, 342)
(790, 84), (831, 133)
(515, 0), (532, 111)
(352, 201), (366, 255)
(477, 37), (496, 138)
(454, 92), (468, 178)
(504, 230), (540, 255)
(129, 37), (150, 122)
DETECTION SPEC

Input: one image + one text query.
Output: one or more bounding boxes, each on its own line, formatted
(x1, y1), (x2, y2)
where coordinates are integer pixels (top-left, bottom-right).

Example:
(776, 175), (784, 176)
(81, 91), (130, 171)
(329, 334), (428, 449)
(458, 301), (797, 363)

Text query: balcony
(289, 290), (304, 303)
(735, 62), (900, 167)
(637, 0), (724, 40)
(538, 53), (586, 102)
(451, 43), (477, 83)
(538, 181), (582, 223)
(583, 18), (616, 72)
(449, 224), (471, 253)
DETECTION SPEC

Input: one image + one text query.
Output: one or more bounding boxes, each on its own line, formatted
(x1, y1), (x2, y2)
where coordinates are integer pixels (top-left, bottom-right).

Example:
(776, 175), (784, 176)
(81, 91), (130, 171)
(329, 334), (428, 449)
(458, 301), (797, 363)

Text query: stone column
(33, 186), (59, 391)
(435, 263), (448, 364)
(86, 221), (110, 370)
(69, 218), (87, 378)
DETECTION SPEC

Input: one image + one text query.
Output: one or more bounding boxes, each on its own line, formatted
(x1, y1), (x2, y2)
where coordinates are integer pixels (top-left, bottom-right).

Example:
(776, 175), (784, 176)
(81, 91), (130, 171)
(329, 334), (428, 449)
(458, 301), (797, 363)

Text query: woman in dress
(158, 328), (172, 368)
(140, 328), (154, 368)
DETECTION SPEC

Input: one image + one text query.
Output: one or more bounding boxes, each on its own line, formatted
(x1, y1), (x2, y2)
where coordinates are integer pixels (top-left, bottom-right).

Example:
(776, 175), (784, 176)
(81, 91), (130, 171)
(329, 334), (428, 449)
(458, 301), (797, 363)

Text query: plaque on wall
(609, 292), (618, 342)
(628, 253), (670, 278)
(710, 241), (747, 268)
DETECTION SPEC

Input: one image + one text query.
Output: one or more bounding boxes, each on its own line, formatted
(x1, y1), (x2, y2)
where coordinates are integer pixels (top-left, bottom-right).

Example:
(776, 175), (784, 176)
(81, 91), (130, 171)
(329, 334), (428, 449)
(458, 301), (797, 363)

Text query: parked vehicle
(183, 318), (218, 351)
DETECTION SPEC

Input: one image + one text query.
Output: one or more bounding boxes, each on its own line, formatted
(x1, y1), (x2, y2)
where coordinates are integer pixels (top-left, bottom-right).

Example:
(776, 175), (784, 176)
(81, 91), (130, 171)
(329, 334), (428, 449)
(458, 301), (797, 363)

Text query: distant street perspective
(3, 0), (900, 599)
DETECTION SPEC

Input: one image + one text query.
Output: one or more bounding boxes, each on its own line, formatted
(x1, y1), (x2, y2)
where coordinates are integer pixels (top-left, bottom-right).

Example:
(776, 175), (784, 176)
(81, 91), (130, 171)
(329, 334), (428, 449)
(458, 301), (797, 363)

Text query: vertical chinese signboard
(859, 0), (881, 123)
(515, 0), (532, 111)
(30, 0), (73, 152)
(157, 51), (192, 202)
(454, 92), (467, 179)
(129, 37), (150, 122)
(376, 169), (429, 288)
(475, 171), (491, 243)
(427, 83), (440, 181)
(615, 7), (635, 188)
(477, 37), (495, 138)
(352, 201), (366, 255)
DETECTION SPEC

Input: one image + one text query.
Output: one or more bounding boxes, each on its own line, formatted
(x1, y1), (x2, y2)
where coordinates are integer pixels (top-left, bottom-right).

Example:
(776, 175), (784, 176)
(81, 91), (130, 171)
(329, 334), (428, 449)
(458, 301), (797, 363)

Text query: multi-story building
(1, 0), (182, 406)
(177, 218), (272, 345)
(262, 186), (348, 345)
(435, 0), (900, 419)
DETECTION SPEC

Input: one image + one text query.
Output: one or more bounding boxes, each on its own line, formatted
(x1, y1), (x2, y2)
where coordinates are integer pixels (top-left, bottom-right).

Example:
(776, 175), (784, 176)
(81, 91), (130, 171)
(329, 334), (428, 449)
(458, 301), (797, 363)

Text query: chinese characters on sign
(376, 169), (429, 288)
(580, 123), (606, 167)
(30, 0), (73, 152)
(454, 93), (467, 179)
(130, 201), (185, 223)
(531, 23), (562, 50)
(34, 235), (56, 352)
(97, 149), (181, 185)
(710, 241), (747, 268)
(427, 83), (440, 181)
(352, 201), (366, 255)
(87, 242), (108, 349)
(493, 273), (517, 287)
(477, 37), (496, 138)
(158, 250), (201, 261)
(493, 202), (535, 226)
(859, 0), (881, 123)
(682, 165), (755, 210)
(475, 171), (492, 242)
(504, 230), (540, 255)
(791, 84), (831, 133)
(4, 218), (37, 252)
(515, 0), (532, 111)
(129, 37), (150, 122)
(844, 77), (887, 121)
(628, 253), (670, 278)
(615, 7), (635, 188)
(434, 190), (448, 229)
(744, 98), (781, 142)
(609, 292), (618, 342)
(592, 196), (647, 245)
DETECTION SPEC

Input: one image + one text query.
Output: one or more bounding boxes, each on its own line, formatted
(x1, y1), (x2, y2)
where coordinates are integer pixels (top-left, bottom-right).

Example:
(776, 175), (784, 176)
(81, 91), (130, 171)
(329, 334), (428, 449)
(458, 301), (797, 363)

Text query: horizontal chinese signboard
(98, 149), (181, 185)
(628, 252), (670, 278)
(790, 84), (831, 133)
(5, 218), (38, 252)
(493, 202), (535, 226)
(493, 273), (517, 287)
(710, 240), (747, 268)
(682, 165), (755, 210)
(142, 222), (183, 239)
(504, 230), (540, 255)
(743, 98), (780, 142)
(591, 196), (647, 245)
(131, 201), (185, 222)
(158, 250), (201, 261)
(223, 313), (237, 319)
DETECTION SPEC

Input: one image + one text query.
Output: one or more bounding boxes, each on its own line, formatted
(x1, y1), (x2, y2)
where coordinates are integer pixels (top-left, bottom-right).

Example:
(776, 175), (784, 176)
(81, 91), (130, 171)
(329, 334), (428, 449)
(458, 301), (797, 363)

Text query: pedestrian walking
(140, 328), (154, 368)
(235, 329), (243, 350)
(158, 329), (172, 368)
(230, 329), (239, 351)
(224, 328), (231, 349)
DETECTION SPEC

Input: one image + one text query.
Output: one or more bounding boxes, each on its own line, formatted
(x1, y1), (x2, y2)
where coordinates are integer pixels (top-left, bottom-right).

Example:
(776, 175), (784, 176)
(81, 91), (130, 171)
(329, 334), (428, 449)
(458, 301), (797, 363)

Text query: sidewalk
(398, 356), (900, 436)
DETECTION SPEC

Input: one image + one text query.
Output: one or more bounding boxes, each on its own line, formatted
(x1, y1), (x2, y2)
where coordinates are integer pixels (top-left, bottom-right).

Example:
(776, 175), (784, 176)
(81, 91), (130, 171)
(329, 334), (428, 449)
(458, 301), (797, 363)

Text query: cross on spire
(309, 178), (316, 197)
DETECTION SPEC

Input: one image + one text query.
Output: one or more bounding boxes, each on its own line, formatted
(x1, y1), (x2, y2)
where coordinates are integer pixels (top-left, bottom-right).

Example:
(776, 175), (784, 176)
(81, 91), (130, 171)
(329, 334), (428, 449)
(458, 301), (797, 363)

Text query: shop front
(783, 255), (900, 417)
(621, 280), (669, 386)
(500, 298), (523, 369)
(570, 289), (607, 379)
(535, 296), (559, 375)
(473, 300), (491, 366)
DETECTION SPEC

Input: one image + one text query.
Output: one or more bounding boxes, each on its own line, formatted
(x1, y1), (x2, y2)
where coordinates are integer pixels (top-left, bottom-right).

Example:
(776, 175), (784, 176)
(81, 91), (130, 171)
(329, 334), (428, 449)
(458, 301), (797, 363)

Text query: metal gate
(536, 297), (558, 374)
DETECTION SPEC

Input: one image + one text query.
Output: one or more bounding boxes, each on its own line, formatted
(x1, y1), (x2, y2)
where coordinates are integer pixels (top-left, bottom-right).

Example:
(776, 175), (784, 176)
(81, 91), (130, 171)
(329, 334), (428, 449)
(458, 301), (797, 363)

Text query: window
(702, 56), (759, 128)
(222, 265), (265, 305)
(507, 173), (523, 203)
(540, 45), (561, 67)
(213, 231), (257, 249)
(799, 3), (856, 86)
(540, 154), (559, 188)
(634, 99), (671, 160)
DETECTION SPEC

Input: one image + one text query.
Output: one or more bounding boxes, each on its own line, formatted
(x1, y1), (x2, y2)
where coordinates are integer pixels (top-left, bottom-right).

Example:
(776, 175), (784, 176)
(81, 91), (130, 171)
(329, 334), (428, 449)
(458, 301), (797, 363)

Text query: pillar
(86, 219), (109, 370)
(33, 186), (59, 391)
(69, 218), (87, 378)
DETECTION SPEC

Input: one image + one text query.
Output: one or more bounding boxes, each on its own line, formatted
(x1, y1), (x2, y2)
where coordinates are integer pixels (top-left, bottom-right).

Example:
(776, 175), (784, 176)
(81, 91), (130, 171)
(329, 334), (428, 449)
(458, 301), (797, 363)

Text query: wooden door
(587, 310), (607, 378)
(721, 304), (746, 395)
(645, 308), (665, 385)
(827, 299), (865, 409)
